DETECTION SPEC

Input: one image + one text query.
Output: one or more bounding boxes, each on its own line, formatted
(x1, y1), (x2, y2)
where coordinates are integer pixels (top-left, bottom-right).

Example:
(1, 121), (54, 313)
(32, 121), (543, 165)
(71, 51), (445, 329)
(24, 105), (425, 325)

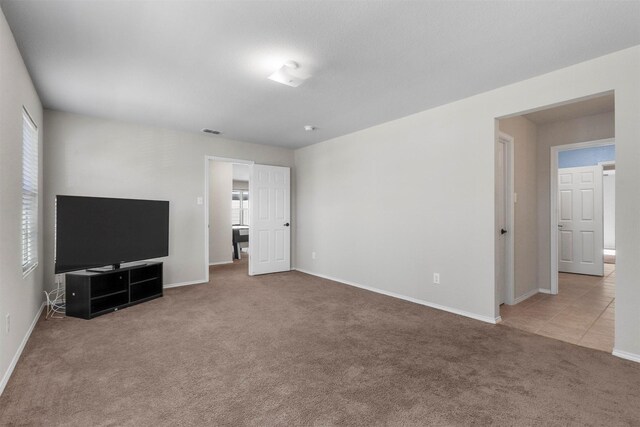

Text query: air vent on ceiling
(202, 128), (221, 135)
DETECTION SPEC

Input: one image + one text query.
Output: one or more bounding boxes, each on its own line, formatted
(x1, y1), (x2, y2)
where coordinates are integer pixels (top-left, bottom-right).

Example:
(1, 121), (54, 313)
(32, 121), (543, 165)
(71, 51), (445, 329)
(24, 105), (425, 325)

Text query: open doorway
(231, 164), (250, 264)
(496, 92), (616, 353)
(204, 157), (292, 280)
(551, 140), (615, 288)
(205, 157), (254, 279)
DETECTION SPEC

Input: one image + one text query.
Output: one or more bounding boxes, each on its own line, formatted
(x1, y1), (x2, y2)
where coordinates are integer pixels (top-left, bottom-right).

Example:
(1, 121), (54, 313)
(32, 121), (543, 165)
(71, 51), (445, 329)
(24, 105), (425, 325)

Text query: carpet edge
(0, 301), (45, 396)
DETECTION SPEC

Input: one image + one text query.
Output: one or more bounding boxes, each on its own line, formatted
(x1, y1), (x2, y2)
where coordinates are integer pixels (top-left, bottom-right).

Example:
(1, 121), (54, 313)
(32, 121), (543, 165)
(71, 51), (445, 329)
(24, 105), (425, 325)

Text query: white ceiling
(523, 93), (615, 125)
(2, 1), (639, 149)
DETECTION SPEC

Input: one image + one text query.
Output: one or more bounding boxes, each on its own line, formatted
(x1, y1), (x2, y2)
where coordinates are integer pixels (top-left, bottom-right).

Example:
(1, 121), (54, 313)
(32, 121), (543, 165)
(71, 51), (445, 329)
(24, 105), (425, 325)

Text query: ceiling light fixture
(304, 125), (316, 131)
(268, 60), (310, 87)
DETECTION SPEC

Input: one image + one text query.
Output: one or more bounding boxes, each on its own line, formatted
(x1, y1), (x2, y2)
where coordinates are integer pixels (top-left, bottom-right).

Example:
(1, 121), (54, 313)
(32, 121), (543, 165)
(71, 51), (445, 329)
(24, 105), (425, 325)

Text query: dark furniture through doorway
(232, 226), (249, 260)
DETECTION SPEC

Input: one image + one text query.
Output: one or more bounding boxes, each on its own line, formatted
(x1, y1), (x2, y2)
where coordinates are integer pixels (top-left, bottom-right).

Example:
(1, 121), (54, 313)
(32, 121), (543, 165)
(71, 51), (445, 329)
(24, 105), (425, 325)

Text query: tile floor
(500, 263), (615, 352)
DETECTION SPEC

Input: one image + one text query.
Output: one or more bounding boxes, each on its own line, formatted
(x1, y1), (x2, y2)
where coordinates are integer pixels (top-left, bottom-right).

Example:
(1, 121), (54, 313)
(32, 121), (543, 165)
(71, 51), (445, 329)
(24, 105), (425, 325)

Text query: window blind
(22, 108), (38, 275)
(231, 190), (249, 225)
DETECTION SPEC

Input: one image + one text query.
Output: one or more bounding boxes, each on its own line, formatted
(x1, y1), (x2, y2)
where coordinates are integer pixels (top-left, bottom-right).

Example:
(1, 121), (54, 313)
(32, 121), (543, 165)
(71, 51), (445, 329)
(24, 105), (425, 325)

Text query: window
(22, 108), (38, 276)
(232, 190), (249, 225)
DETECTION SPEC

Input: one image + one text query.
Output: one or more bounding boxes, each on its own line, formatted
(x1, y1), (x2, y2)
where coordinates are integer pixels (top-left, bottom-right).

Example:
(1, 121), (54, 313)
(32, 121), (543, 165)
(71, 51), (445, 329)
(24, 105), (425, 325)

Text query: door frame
(549, 138), (614, 294)
(496, 131), (515, 308)
(204, 156), (254, 282)
(600, 161), (616, 254)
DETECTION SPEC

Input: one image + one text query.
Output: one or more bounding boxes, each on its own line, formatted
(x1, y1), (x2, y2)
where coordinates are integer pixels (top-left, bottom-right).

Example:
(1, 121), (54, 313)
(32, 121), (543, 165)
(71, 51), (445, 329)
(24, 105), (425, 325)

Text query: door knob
(558, 224), (563, 228)
(284, 223), (290, 227)
(500, 228), (507, 235)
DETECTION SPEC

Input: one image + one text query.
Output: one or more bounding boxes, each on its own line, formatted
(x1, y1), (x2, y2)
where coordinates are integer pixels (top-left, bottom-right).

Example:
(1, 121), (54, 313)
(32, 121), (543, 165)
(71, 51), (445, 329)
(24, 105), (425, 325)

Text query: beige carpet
(1, 260), (639, 426)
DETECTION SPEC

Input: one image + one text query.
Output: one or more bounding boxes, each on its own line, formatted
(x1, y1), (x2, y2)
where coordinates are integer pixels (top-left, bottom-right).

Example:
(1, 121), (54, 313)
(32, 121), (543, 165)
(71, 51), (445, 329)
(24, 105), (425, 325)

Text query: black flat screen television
(55, 195), (169, 273)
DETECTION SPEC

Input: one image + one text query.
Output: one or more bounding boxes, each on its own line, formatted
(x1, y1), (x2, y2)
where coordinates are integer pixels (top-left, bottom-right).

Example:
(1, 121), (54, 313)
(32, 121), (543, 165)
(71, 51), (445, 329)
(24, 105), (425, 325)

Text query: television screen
(55, 195), (169, 273)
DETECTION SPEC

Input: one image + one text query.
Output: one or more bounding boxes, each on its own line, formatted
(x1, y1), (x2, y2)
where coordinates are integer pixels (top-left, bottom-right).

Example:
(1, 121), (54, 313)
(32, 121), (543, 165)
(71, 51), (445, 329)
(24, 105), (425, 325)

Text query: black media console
(65, 262), (163, 319)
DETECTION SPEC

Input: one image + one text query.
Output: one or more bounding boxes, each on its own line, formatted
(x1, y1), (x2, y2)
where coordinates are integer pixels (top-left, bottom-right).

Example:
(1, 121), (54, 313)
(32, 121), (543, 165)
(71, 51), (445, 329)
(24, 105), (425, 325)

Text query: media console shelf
(66, 262), (163, 319)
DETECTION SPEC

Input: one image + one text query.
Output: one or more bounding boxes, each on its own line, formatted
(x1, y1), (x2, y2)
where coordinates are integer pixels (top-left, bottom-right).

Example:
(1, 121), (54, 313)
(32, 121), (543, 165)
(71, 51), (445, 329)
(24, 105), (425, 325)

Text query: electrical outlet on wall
(433, 273), (440, 284)
(311, 251), (316, 260)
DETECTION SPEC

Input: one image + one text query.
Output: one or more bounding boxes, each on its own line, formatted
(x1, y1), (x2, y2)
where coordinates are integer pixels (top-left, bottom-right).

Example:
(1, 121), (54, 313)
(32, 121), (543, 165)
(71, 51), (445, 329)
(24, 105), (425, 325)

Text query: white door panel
(580, 189), (594, 220)
(249, 164), (291, 275)
(560, 231), (573, 262)
(558, 165), (603, 276)
(496, 136), (513, 305)
(581, 232), (595, 263)
(560, 190), (572, 220)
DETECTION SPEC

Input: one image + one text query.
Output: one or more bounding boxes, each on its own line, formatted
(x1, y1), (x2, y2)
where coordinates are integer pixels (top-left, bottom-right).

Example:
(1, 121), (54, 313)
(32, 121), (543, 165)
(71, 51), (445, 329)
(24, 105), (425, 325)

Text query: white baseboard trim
(513, 288), (539, 304)
(294, 268), (498, 324)
(612, 349), (640, 363)
(538, 288), (552, 294)
(0, 301), (45, 396)
(209, 261), (233, 266)
(164, 279), (206, 289)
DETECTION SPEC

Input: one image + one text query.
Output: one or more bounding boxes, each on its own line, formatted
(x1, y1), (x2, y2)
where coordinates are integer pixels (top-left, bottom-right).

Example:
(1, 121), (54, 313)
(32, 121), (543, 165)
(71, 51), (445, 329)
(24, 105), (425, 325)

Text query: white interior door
(249, 164), (291, 275)
(496, 138), (507, 304)
(558, 165), (604, 276)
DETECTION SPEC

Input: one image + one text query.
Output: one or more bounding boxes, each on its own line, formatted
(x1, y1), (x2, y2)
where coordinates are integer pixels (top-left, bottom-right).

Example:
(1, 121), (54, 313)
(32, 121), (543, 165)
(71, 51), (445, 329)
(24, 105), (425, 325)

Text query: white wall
(498, 116), (539, 300)
(603, 172), (616, 250)
(209, 161), (232, 264)
(295, 46), (640, 357)
(536, 111), (615, 289)
(43, 110), (295, 288)
(0, 9), (44, 393)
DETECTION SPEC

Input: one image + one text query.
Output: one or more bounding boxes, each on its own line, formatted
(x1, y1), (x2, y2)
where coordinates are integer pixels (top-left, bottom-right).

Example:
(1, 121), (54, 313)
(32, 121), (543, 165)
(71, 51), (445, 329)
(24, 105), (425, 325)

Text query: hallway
(501, 264), (615, 352)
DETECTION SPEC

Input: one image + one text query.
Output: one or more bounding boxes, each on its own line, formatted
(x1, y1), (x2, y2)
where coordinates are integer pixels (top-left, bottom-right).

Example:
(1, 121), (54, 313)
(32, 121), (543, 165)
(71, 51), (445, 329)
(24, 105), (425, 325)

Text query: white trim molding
(210, 156), (255, 165)
(0, 302), (45, 396)
(612, 349), (640, 364)
(538, 288), (552, 294)
(512, 288), (539, 305)
(295, 268), (499, 324)
(209, 261), (233, 266)
(163, 279), (207, 289)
